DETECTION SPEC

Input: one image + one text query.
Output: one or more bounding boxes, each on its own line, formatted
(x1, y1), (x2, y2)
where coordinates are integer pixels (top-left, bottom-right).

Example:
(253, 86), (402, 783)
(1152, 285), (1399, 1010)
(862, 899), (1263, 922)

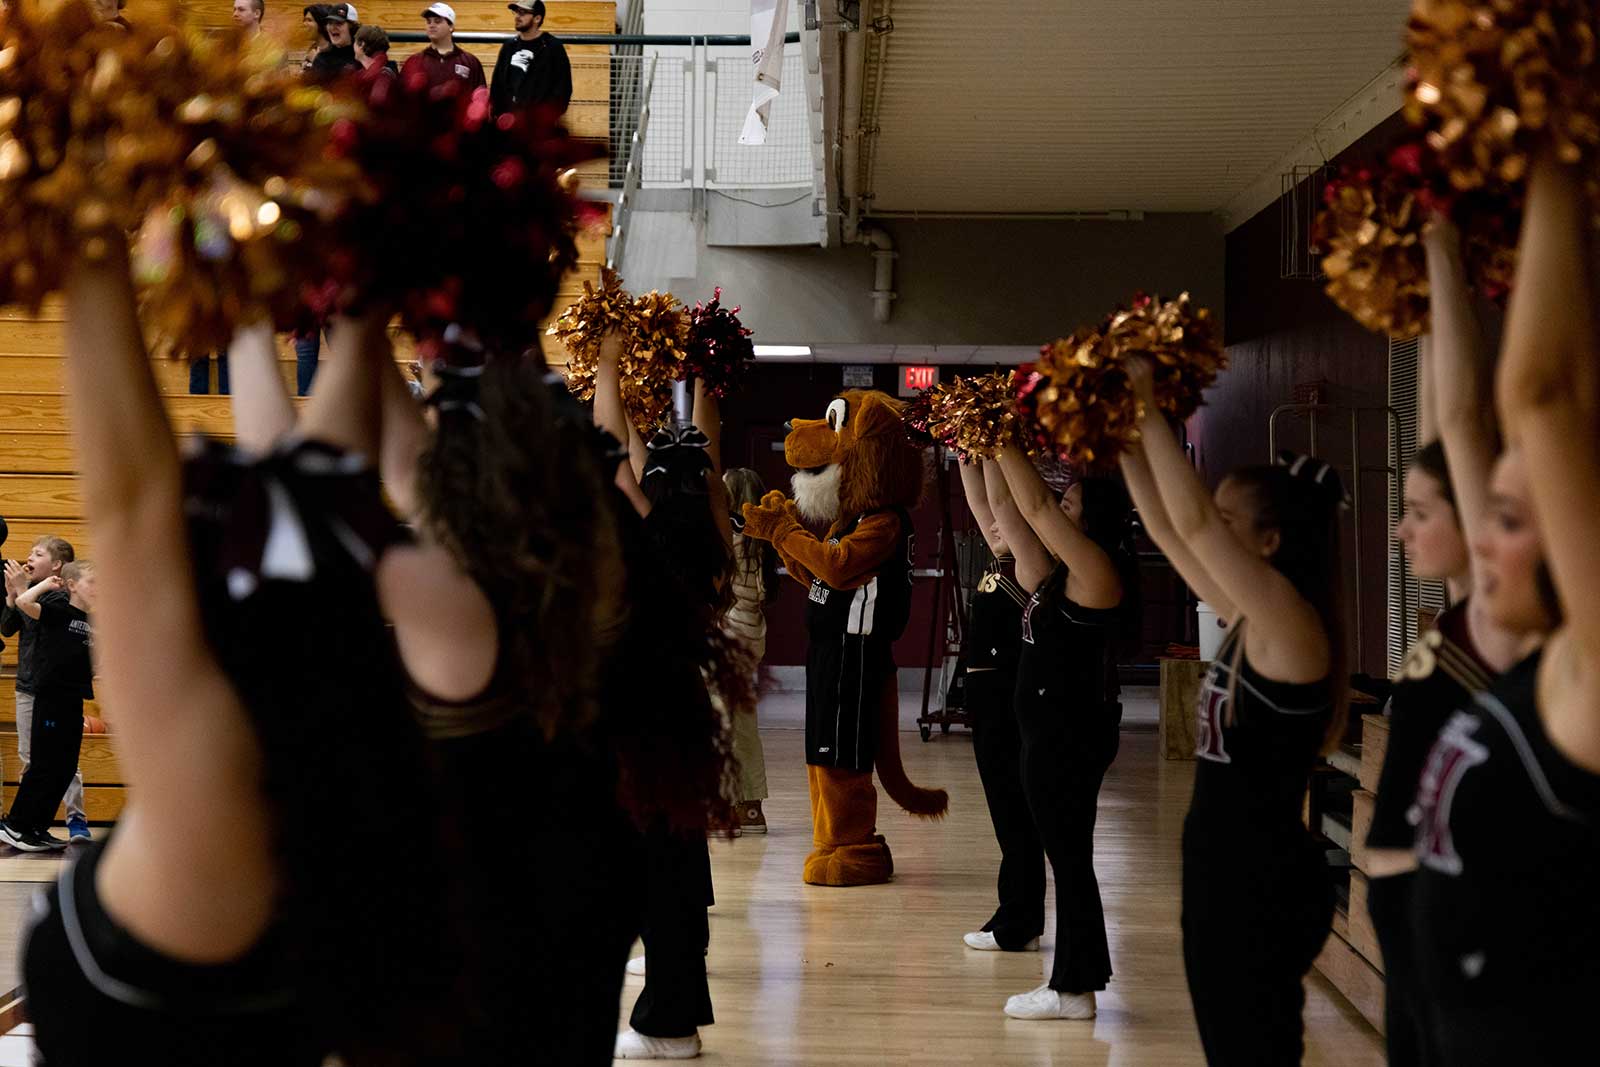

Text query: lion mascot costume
(741, 390), (948, 886)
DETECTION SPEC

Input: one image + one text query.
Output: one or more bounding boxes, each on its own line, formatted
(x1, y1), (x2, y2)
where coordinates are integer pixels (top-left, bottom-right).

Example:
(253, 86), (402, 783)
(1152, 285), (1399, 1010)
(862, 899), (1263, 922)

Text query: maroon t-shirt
(401, 46), (487, 96)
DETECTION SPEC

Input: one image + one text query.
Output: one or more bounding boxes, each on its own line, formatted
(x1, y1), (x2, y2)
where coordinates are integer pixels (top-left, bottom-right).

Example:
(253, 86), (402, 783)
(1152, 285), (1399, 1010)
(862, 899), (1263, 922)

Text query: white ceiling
(861, 0), (1409, 215)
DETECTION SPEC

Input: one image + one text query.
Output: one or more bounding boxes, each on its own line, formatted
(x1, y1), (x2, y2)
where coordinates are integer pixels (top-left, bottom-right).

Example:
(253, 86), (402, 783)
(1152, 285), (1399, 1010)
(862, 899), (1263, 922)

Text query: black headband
(423, 363), (485, 421)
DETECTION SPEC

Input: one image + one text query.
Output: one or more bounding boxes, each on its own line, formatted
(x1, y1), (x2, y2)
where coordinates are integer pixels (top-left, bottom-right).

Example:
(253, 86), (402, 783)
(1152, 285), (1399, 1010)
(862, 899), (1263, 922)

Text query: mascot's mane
(838, 391), (926, 518)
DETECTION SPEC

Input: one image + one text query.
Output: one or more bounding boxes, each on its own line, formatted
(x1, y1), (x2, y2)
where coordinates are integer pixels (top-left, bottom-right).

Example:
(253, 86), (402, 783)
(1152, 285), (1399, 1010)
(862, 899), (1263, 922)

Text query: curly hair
(415, 355), (623, 739)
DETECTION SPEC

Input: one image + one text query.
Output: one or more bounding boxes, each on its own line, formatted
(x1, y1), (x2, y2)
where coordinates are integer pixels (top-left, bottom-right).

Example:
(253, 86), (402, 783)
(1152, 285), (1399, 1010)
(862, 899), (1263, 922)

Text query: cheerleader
(594, 333), (748, 1061)
(1120, 370), (1346, 1064)
(1363, 216), (1522, 1066)
(985, 448), (1135, 1019)
(955, 459), (1044, 954)
(722, 467), (778, 833)
(1407, 148), (1600, 1065)
(23, 238), (454, 1065)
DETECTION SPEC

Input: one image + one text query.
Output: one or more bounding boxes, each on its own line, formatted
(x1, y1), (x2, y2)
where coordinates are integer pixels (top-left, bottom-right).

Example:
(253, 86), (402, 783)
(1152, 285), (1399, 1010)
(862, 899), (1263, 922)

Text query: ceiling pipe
(837, 2), (897, 322)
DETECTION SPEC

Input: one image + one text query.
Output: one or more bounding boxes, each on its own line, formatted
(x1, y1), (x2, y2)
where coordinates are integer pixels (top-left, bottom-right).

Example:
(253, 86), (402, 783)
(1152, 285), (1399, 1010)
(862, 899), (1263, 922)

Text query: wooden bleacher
(0, 0), (618, 825)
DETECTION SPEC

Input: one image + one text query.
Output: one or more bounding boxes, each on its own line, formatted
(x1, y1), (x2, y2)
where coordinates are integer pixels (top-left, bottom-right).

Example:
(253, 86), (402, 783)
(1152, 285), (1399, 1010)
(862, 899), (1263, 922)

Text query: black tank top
(1187, 626), (1332, 846)
(1016, 564), (1121, 706)
(1367, 601), (1494, 849)
(967, 555), (1025, 673)
(804, 507), (915, 645)
(1410, 650), (1600, 1054)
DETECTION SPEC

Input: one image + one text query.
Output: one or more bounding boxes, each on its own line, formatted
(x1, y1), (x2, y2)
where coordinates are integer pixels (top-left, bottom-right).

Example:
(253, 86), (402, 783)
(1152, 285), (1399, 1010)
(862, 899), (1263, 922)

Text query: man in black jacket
(491, 1), (573, 116)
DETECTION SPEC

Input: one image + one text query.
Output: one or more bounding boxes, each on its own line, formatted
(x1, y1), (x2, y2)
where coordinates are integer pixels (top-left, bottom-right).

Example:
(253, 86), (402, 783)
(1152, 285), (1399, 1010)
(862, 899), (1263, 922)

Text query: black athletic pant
(1181, 828), (1333, 1066)
(1016, 692), (1120, 992)
(968, 667), (1045, 948)
(9, 693), (84, 835)
(629, 824), (714, 1038)
(1367, 870), (1436, 1067)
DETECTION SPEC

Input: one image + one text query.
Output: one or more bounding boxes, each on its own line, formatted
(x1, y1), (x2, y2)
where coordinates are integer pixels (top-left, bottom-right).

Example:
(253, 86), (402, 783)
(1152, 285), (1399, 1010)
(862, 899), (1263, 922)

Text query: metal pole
(385, 31), (802, 45)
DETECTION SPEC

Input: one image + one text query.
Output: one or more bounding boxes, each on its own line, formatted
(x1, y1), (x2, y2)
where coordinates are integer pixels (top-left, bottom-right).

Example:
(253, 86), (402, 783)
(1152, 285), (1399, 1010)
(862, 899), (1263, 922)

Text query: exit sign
(899, 365), (938, 396)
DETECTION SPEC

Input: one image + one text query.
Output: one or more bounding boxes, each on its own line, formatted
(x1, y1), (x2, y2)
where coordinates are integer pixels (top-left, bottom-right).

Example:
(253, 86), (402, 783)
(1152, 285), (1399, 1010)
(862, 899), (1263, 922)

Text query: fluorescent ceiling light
(753, 345), (812, 358)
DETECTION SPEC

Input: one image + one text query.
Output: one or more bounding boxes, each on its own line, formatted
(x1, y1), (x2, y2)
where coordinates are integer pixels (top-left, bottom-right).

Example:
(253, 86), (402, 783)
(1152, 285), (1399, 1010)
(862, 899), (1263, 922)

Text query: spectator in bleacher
(2, 539), (90, 844)
(354, 23), (399, 83)
(309, 3), (362, 81)
(401, 3), (487, 96)
(0, 559), (94, 852)
(491, 1), (572, 116)
(232, 0), (264, 35)
(301, 3), (333, 72)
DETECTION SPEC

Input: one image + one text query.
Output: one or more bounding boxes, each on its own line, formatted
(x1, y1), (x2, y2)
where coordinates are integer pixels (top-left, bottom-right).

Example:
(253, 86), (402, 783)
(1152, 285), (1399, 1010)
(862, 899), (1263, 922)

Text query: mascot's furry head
(785, 390), (925, 524)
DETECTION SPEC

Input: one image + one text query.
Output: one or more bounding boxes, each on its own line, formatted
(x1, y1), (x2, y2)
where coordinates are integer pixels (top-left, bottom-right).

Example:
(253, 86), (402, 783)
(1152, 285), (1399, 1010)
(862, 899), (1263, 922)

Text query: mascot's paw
(802, 839), (894, 887)
(741, 490), (794, 542)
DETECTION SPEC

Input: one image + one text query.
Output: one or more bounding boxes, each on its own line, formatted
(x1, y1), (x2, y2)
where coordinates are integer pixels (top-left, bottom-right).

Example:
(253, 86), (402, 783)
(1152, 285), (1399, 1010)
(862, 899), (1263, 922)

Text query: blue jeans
(187, 351), (230, 395)
(294, 332), (322, 396)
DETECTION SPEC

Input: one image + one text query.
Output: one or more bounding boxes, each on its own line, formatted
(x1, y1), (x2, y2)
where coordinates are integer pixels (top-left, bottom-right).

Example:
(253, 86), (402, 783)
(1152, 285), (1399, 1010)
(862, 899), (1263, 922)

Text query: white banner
(739, 0), (790, 146)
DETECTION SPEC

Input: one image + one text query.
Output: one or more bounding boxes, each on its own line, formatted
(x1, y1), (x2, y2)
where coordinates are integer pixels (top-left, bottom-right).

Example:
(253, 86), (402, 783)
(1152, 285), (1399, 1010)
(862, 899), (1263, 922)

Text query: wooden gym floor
(0, 723), (1385, 1065)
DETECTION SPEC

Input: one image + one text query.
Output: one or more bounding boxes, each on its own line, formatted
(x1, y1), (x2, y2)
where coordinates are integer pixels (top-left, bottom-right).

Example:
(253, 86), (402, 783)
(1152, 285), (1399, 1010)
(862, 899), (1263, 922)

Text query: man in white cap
(401, 3), (487, 95)
(491, 1), (572, 116)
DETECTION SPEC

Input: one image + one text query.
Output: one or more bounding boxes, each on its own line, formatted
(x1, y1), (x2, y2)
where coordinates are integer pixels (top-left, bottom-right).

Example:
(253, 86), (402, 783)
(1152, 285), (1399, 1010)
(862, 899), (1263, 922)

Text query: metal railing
(608, 55), (658, 271)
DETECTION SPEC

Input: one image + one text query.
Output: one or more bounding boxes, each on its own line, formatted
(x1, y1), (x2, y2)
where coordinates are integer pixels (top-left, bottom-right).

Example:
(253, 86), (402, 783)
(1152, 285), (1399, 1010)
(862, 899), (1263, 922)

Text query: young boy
(0, 561), (95, 851)
(1, 537), (91, 842)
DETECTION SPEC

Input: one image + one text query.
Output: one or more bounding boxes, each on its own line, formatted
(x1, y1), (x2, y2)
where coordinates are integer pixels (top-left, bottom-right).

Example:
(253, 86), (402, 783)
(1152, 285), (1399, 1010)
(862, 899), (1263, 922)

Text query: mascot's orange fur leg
(803, 766), (893, 886)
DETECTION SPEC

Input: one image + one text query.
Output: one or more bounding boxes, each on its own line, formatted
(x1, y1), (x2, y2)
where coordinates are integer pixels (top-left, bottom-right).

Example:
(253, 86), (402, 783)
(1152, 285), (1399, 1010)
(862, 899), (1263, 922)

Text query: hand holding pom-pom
(924, 371), (1024, 460)
(552, 270), (689, 433)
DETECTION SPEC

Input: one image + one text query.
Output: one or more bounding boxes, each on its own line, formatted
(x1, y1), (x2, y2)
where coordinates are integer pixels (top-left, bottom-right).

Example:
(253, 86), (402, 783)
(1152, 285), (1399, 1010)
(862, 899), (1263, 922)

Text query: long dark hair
(640, 430), (734, 624)
(416, 356), (623, 739)
(1076, 475), (1144, 656)
(1410, 440), (1457, 511)
(1223, 458), (1349, 751)
(723, 467), (781, 605)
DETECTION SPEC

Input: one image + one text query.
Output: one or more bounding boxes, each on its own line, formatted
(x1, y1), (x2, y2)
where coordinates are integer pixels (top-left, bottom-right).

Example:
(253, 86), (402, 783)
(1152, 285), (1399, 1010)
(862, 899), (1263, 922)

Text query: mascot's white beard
(791, 464), (842, 525)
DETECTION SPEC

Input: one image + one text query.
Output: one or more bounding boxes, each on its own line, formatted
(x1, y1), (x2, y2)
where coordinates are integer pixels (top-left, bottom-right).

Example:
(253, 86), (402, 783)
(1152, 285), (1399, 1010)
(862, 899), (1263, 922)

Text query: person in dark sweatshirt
(0, 560), (95, 852)
(308, 2), (361, 82)
(491, 1), (572, 116)
(2, 538), (91, 843)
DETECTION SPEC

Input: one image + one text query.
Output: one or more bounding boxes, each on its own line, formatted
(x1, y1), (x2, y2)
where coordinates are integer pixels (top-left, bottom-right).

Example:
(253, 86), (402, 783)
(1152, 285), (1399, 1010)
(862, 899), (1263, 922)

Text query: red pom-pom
(681, 287), (754, 398)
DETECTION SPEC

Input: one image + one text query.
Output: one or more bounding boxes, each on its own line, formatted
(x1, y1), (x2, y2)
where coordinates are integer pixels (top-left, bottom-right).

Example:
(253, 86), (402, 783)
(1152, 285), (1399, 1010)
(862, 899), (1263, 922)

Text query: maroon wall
(1206, 114), (1410, 677)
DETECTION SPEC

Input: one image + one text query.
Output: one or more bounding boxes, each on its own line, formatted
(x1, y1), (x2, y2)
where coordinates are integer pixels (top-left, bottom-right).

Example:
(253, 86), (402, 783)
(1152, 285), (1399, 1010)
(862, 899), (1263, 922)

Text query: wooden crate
(1314, 925), (1386, 1035)
(1158, 658), (1205, 760)
(1359, 713), (1387, 793)
(1346, 869), (1384, 973)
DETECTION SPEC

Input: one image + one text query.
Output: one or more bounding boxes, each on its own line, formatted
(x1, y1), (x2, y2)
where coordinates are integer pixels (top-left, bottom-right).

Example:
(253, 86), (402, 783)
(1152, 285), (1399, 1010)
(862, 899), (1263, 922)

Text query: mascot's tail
(875, 687), (949, 819)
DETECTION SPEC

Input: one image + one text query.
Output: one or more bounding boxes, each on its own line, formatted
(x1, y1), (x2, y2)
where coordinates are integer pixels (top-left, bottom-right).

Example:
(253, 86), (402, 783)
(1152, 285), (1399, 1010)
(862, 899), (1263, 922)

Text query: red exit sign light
(900, 365), (938, 396)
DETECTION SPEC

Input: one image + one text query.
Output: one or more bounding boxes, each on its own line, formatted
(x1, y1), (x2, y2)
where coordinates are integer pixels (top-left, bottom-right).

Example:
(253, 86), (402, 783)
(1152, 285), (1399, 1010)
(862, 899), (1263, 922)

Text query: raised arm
(958, 459), (1008, 556)
(692, 379), (733, 548)
(64, 238), (277, 954)
(12, 575), (61, 620)
(1119, 439), (1237, 624)
(1423, 218), (1500, 603)
(592, 333), (651, 516)
(994, 446), (1121, 609)
(374, 335), (428, 522)
(1496, 152), (1600, 689)
(983, 457), (1051, 592)
(1128, 362), (1327, 681)
(226, 318), (297, 454)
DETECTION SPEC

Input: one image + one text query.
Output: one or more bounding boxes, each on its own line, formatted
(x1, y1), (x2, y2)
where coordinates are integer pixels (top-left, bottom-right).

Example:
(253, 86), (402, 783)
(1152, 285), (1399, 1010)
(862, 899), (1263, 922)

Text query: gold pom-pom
(1034, 293), (1225, 468)
(923, 371), (1024, 460)
(0, 3), (363, 351)
(1405, 0), (1600, 198)
(1316, 163), (1431, 336)
(551, 269), (689, 434)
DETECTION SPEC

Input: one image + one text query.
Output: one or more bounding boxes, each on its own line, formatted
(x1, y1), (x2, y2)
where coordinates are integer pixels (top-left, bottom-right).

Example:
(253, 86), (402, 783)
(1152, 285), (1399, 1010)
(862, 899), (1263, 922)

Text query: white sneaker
(963, 931), (1041, 952)
(625, 955), (647, 977)
(613, 1029), (701, 1059)
(1003, 984), (1096, 1020)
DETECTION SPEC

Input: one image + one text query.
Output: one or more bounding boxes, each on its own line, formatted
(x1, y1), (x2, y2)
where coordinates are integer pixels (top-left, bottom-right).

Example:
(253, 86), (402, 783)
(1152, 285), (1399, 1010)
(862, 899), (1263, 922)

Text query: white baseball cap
(325, 2), (357, 21)
(421, 2), (455, 22)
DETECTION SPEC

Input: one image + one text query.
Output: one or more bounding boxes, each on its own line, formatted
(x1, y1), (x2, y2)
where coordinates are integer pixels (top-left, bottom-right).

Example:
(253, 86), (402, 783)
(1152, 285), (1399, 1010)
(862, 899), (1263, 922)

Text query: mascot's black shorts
(806, 633), (895, 773)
